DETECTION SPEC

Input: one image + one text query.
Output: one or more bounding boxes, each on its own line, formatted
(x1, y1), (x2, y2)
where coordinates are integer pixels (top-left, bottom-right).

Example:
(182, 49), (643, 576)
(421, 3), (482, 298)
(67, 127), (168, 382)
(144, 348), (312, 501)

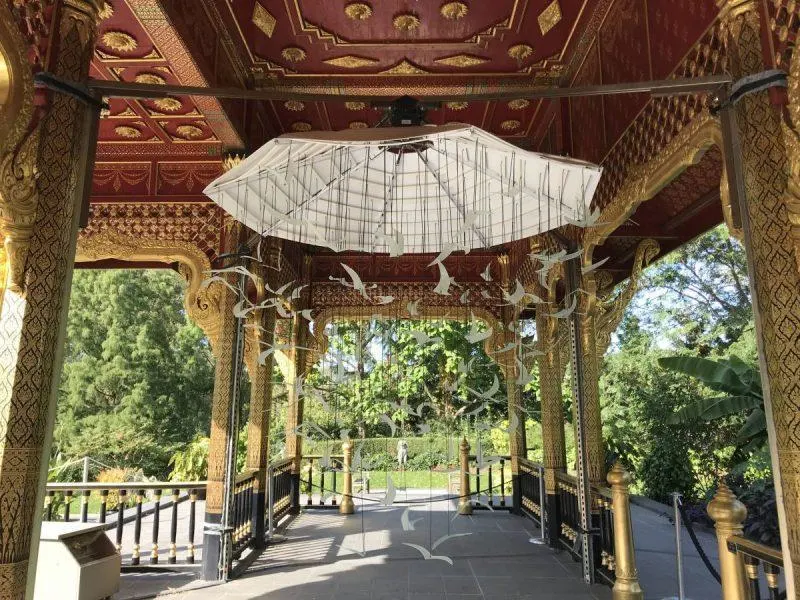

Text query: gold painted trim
(75, 231), (223, 352)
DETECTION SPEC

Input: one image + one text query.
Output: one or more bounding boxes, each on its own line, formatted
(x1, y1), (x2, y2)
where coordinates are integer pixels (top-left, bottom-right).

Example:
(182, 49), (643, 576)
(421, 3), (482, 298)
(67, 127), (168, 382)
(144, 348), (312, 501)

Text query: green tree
(55, 269), (214, 477)
(632, 225), (751, 353)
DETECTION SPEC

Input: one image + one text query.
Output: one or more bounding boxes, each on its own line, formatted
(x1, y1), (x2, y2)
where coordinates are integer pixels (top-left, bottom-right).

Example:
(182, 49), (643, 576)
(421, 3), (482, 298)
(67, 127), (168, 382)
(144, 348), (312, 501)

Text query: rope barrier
(676, 496), (721, 584)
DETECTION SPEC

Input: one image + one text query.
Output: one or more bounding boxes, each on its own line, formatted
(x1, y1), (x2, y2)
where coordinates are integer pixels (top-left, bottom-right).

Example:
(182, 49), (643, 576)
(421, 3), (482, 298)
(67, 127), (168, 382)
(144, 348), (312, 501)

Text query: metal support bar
(218, 261), (249, 581)
(34, 73), (731, 103)
(564, 254), (595, 585)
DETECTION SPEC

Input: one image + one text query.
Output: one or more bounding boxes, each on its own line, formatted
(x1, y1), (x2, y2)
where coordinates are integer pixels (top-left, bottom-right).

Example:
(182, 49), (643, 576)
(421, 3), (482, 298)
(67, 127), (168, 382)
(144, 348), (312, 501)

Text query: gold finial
(393, 13), (420, 32)
(222, 154), (245, 173)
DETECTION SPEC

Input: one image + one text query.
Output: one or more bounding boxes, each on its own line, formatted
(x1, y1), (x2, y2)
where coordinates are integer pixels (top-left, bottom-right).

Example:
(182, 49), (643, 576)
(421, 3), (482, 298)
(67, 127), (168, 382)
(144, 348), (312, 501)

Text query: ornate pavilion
(1, 0), (799, 599)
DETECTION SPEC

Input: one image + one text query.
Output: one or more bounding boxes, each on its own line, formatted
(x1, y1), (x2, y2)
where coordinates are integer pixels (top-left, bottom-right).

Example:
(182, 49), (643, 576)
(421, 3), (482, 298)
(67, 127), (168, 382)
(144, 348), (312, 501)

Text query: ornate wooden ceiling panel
(92, 0), (244, 151)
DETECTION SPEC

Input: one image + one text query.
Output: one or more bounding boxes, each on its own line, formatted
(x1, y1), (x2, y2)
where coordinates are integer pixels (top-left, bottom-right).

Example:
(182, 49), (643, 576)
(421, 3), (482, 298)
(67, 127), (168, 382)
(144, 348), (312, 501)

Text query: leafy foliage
(55, 270), (215, 478)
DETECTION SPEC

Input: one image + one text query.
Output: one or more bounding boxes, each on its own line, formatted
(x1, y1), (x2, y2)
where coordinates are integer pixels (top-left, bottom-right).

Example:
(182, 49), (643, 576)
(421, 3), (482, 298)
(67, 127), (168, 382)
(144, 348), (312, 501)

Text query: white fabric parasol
(203, 124), (602, 254)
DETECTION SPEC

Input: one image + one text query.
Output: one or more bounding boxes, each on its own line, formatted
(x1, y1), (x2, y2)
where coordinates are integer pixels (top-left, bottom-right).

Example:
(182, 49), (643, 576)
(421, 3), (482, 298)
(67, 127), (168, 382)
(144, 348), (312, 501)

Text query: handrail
(727, 535), (784, 566)
(234, 469), (258, 485)
(727, 534), (786, 600)
(269, 457), (293, 470)
(46, 481), (207, 491)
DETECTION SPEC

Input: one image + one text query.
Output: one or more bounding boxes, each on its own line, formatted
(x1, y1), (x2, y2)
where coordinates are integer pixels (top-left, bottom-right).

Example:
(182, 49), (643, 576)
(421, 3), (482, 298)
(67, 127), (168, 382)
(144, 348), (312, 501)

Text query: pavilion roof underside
(81, 0), (768, 285)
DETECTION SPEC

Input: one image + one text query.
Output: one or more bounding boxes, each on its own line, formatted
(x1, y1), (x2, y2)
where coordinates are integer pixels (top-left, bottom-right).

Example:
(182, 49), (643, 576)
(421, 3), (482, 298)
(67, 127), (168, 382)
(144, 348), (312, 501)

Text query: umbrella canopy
(204, 124), (602, 254)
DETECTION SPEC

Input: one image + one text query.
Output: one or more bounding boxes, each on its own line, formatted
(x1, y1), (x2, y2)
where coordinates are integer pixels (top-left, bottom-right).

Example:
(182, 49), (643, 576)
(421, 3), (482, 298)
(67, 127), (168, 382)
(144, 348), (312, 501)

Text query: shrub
(96, 467), (138, 509)
(407, 450), (449, 470)
(168, 436), (209, 482)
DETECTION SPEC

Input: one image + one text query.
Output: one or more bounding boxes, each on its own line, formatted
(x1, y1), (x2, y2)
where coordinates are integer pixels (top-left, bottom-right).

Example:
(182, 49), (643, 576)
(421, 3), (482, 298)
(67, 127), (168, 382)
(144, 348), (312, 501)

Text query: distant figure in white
(397, 439), (408, 468)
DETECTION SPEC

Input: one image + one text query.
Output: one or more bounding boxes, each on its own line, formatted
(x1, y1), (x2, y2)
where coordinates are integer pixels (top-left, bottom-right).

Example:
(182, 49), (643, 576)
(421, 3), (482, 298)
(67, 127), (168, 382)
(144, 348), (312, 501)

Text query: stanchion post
(340, 440), (355, 515)
(672, 492), (686, 600)
(458, 438), (473, 515)
(607, 463), (644, 600)
(707, 482), (748, 600)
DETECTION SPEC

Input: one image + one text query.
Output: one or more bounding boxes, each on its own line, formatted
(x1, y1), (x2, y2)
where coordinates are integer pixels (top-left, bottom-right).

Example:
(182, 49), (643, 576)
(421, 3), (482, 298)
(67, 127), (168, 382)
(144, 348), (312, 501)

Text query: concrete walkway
(113, 494), (728, 600)
(166, 493), (612, 600)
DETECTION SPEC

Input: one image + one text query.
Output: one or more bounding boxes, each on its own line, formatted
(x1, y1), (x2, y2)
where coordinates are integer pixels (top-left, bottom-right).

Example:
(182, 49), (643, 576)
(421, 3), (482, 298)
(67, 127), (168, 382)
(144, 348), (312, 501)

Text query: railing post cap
(707, 481), (747, 524)
(606, 461), (630, 487)
(460, 437), (469, 450)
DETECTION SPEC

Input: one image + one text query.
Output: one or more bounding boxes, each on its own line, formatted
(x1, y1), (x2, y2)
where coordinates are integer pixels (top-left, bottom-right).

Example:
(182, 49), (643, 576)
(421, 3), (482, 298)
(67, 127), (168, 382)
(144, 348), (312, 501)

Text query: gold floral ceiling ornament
(176, 124), (205, 139)
(285, 100), (305, 111)
(446, 101), (468, 110)
(291, 121), (312, 132)
(508, 44), (533, 61)
(345, 101), (366, 111)
(281, 46), (307, 63)
(325, 55), (379, 68)
(380, 59), (427, 75)
(115, 125), (141, 139)
(345, 2), (373, 20)
(153, 97), (182, 112)
(101, 31), (138, 53)
(135, 72), (166, 85)
(349, 121), (368, 129)
(500, 119), (520, 131)
(538, 0), (562, 35)
(99, 1), (114, 20)
(440, 2), (468, 20)
(435, 54), (487, 67)
(252, 2), (277, 38)
(393, 13), (420, 32)
(508, 99), (529, 110)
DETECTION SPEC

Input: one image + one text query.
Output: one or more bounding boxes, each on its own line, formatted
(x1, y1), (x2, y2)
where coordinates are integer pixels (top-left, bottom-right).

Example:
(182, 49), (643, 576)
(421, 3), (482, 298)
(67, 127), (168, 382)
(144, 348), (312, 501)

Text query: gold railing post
(339, 440), (355, 515)
(458, 437), (473, 515)
(707, 482), (748, 600)
(607, 462), (644, 600)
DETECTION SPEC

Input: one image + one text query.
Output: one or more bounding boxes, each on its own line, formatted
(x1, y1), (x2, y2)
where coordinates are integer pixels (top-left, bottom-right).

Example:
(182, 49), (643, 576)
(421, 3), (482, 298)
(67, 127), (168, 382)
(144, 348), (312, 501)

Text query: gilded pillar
(244, 298), (276, 548)
(534, 271), (566, 547)
(576, 272), (606, 486)
(0, 1), (101, 597)
(718, 1), (800, 594)
(201, 269), (239, 580)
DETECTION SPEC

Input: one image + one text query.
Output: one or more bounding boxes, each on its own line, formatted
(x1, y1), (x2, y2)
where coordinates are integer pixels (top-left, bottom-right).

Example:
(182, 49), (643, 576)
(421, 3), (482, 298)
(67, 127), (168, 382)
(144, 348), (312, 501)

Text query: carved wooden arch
(308, 303), (508, 372)
(75, 230), (223, 352)
(583, 113), (740, 265)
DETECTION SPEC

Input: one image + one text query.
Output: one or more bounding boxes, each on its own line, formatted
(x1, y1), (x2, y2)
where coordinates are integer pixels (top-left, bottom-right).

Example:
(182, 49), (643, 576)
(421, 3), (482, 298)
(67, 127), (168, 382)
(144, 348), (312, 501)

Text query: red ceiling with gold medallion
(84, 0), (741, 278)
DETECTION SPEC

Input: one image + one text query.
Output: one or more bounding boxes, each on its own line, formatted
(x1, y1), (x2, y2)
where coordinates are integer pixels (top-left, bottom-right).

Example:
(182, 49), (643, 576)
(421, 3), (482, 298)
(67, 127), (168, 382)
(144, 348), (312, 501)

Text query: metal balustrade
(518, 463), (617, 587)
(45, 481), (204, 566)
(727, 535), (786, 600)
(268, 457), (295, 533)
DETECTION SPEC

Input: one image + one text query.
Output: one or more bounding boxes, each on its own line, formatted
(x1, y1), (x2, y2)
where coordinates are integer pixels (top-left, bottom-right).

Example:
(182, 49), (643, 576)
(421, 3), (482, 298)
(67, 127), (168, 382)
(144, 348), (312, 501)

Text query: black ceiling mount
(372, 96), (441, 127)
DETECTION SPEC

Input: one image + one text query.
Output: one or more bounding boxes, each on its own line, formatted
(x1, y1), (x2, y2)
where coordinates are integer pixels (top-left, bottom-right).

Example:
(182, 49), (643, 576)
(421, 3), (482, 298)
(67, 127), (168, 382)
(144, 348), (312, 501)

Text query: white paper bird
(515, 358), (535, 387)
(465, 321), (492, 344)
(381, 475), (397, 506)
(402, 543), (454, 565)
(582, 256), (610, 274)
(480, 264), (493, 282)
(406, 299), (421, 316)
(340, 262), (372, 300)
(409, 330), (442, 346)
(550, 294), (578, 319)
(374, 295), (394, 305)
(401, 506), (424, 531)
(375, 230), (405, 257)
(433, 262), (454, 296)
(380, 414), (398, 437)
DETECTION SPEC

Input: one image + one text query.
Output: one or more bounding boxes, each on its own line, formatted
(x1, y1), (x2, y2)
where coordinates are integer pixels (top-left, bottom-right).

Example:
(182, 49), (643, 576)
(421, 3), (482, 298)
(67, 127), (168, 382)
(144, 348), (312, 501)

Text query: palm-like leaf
(667, 395), (763, 424)
(657, 356), (756, 396)
(736, 409), (767, 444)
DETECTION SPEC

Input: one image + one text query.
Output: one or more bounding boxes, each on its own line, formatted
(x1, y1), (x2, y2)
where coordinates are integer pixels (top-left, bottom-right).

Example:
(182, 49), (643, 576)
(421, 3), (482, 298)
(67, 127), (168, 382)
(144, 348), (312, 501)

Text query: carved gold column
(607, 463), (644, 600)
(576, 271), (606, 486)
(458, 437), (473, 515)
(201, 265), (238, 580)
(719, 1), (800, 594)
(339, 440), (355, 515)
(534, 269), (566, 546)
(0, 1), (101, 597)
(244, 295), (276, 548)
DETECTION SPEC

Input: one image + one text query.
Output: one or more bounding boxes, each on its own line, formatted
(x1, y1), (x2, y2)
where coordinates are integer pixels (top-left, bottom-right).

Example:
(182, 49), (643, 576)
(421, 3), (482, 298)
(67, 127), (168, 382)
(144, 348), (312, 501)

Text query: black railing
(518, 458), (543, 522)
(470, 455), (510, 508)
(232, 470), (256, 558)
(301, 455), (343, 507)
(727, 535), (787, 600)
(268, 457), (295, 532)
(45, 481), (204, 567)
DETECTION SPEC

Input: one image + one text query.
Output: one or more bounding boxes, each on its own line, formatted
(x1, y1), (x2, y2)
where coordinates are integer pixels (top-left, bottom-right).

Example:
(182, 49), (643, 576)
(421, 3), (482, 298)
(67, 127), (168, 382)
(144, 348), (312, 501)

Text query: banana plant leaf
(658, 356), (760, 397)
(736, 408), (767, 444)
(667, 395), (763, 424)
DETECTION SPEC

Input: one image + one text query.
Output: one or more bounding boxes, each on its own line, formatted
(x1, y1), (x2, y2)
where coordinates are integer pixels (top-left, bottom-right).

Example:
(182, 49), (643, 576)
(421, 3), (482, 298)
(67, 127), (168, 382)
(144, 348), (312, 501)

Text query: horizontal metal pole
(46, 481), (207, 491)
(83, 74), (731, 103)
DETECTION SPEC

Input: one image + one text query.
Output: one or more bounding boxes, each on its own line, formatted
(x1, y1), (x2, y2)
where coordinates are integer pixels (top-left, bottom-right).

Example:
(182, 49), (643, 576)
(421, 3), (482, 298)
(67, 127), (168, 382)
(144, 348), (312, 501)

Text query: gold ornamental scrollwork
(781, 4), (800, 275)
(75, 231), (224, 353)
(0, 0), (40, 296)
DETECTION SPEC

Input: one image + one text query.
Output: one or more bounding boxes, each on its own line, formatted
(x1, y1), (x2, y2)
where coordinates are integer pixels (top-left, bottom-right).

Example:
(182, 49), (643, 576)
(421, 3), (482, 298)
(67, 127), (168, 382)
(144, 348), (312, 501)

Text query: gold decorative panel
(508, 43), (533, 60)
(435, 54), (488, 67)
(252, 2), (277, 38)
(345, 101), (366, 110)
(98, 2), (113, 20)
(153, 97), (182, 112)
(393, 13), (421, 32)
(284, 100), (305, 111)
(447, 101), (469, 110)
(349, 121), (368, 129)
(324, 55), (379, 68)
(508, 99), (529, 110)
(134, 72), (166, 85)
(101, 31), (137, 53)
(176, 124), (204, 139)
(380, 59), (427, 74)
(500, 119), (520, 130)
(281, 46), (306, 62)
(115, 125), (141, 138)
(291, 121), (312, 132)
(345, 2), (372, 21)
(538, 0), (562, 35)
(440, 2), (468, 20)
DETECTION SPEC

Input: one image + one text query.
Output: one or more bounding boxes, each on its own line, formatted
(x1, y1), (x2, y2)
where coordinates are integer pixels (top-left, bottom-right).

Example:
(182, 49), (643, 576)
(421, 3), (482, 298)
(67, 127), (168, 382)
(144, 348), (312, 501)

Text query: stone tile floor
(116, 493), (727, 600)
(147, 495), (612, 600)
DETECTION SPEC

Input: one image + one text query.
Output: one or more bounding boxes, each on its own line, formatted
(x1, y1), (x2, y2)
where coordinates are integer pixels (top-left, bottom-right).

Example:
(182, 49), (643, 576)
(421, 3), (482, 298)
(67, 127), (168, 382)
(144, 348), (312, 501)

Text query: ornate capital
(75, 231), (224, 353)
